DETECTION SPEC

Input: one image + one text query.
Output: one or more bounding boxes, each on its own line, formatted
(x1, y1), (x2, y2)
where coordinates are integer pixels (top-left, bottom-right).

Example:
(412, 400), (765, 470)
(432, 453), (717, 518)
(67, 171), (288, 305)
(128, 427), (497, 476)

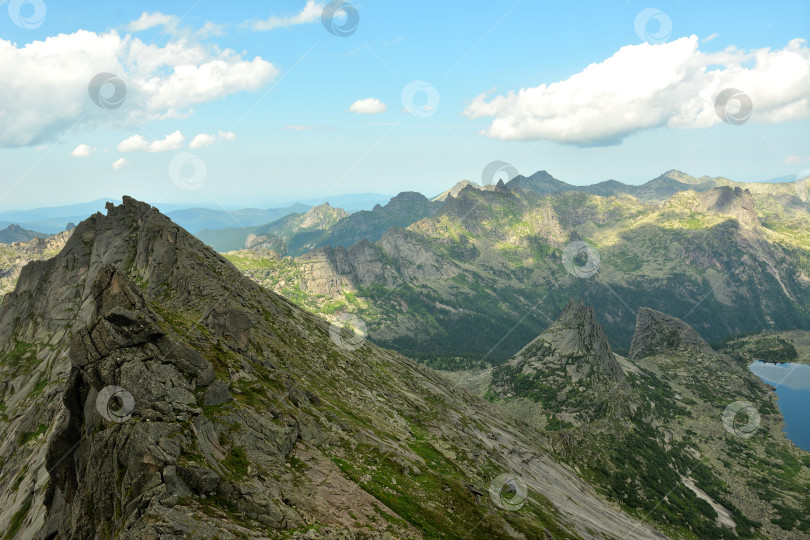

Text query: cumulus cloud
(128, 12), (180, 32)
(112, 158), (129, 170)
(118, 130), (184, 152)
(253, 0), (323, 31)
(0, 30), (278, 147)
(70, 143), (94, 157)
(189, 130), (236, 148)
(349, 98), (387, 115)
(189, 133), (216, 149)
(464, 36), (810, 146)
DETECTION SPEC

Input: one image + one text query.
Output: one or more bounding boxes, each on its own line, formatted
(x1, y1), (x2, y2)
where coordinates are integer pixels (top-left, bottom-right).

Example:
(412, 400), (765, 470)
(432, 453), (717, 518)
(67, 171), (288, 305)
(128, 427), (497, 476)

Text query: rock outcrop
(490, 300), (633, 424)
(698, 186), (759, 227)
(629, 307), (715, 360)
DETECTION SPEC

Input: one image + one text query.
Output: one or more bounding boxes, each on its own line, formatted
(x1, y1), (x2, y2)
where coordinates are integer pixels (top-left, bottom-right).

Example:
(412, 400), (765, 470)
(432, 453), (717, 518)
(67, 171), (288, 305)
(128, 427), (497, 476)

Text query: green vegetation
(17, 423), (47, 446)
(2, 494), (32, 540)
(222, 446), (249, 479)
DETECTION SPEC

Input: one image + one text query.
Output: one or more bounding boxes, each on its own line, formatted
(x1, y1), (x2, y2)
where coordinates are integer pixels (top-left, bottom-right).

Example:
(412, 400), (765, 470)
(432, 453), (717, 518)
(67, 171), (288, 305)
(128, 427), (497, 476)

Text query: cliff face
(0, 197), (665, 539)
(697, 186), (759, 228)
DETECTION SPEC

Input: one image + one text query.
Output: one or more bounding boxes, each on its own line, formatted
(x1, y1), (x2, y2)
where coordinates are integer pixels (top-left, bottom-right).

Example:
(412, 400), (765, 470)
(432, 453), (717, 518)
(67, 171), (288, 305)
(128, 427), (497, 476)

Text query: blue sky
(1, 0), (809, 210)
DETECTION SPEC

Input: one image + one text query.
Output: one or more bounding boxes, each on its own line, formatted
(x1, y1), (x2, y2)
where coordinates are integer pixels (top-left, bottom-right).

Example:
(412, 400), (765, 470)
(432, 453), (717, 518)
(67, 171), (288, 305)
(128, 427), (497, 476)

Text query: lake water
(748, 361), (810, 451)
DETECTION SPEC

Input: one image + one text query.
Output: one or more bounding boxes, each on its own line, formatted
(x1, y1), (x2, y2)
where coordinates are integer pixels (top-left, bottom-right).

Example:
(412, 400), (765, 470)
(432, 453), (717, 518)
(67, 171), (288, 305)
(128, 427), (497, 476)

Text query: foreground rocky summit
(0, 197), (666, 538)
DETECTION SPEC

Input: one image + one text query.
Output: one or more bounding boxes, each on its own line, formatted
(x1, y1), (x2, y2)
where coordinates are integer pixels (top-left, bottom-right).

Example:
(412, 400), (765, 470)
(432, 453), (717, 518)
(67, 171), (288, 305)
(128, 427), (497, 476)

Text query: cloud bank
(0, 30), (278, 147)
(464, 37), (810, 146)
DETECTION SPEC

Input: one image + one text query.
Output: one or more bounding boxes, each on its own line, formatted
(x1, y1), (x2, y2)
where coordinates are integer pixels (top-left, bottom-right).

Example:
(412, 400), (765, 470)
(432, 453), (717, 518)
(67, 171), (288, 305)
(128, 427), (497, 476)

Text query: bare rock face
(490, 300), (633, 424)
(41, 266), (224, 538)
(204, 306), (252, 349)
(629, 307), (714, 360)
(697, 186), (759, 227)
(295, 228), (461, 297)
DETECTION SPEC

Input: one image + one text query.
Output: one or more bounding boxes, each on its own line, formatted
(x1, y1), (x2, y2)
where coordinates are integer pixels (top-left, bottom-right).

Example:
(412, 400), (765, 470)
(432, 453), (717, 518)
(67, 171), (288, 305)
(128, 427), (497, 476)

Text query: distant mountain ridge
(0, 224), (48, 243)
(198, 191), (442, 255)
(222, 169), (810, 364)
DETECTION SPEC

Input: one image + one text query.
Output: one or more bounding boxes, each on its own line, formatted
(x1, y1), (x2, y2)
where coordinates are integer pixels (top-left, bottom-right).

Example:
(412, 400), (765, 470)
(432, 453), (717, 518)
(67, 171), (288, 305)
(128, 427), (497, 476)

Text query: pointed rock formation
(489, 300), (631, 423)
(629, 307), (714, 360)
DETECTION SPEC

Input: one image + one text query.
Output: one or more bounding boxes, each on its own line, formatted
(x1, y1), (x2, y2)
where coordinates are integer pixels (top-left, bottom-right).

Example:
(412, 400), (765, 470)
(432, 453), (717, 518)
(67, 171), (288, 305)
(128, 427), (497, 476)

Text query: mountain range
(218, 169), (810, 366)
(0, 197), (673, 539)
(1, 169), (809, 538)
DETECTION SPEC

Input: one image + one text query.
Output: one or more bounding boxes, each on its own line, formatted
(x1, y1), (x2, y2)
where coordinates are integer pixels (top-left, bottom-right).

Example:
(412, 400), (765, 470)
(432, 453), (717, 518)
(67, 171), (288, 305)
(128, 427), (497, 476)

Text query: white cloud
(196, 21), (225, 38)
(128, 12), (180, 32)
(253, 0), (323, 31)
(0, 30), (278, 147)
(70, 143), (94, 157)
(349, 98), (387, 115)
(118, 130), (184, 152)
(702, 33), (719, 43)
(464, 37), (810, 146)
(112, 157), (129, 170)
(189, 133), (216, 149)
(117, 135), (149, 152)
(784, 155), (810, 164)
(282, 125), (312, 131)
(189, 130), (236, 148)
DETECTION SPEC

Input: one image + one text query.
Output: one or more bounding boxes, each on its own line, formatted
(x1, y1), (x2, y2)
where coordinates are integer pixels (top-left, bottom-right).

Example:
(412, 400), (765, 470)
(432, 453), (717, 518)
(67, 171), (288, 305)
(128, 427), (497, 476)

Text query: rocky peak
(299, 202), (348, 229)
(432, 180), (481, 202)
(697, 186), (759, 227)
(629, 307), (714, 360)
(525, 299), (624, 382)
(506, 170), (572, 195)
(382, 191), (432, 211)
(490, 300), (630, 424)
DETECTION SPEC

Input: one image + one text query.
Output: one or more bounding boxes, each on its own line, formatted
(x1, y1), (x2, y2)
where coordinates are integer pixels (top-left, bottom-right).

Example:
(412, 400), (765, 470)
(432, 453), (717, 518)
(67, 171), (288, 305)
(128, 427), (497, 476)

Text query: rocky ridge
(455, 302), (810, 539)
